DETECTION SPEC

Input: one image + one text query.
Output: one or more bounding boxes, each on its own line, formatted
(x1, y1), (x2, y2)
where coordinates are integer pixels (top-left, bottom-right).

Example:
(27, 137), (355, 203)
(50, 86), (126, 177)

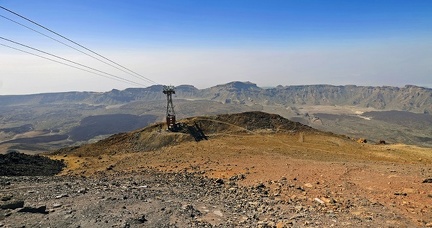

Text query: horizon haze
(1, 1), (432, 95)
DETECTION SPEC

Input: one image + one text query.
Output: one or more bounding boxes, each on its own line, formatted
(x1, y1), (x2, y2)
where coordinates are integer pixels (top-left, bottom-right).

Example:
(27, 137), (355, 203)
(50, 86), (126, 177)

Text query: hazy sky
(1, 0), (432, 95)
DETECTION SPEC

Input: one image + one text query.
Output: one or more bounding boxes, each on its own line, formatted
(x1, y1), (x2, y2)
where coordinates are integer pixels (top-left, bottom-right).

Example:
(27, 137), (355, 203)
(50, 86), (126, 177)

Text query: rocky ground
(1, 112), (432, 227)
(0, 152), (65, 176)
(0, 169), (423, 228)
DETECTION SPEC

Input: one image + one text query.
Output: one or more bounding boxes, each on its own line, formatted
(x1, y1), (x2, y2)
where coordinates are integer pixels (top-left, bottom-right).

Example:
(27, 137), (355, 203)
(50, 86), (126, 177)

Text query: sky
(1, 0), (432, 95)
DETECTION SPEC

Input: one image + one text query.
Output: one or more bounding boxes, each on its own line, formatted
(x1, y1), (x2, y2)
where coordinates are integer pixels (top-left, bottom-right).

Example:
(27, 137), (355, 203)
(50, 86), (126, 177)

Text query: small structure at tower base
(166, 115), (176, 130)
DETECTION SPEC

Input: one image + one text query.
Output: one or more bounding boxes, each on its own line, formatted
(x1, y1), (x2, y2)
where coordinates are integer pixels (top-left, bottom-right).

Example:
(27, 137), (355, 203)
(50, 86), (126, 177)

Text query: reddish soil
(53, 130), (432, 226)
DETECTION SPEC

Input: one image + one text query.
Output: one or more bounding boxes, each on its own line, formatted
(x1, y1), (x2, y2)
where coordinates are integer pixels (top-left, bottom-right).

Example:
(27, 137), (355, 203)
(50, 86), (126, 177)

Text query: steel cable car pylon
(163, 85), (176, 131)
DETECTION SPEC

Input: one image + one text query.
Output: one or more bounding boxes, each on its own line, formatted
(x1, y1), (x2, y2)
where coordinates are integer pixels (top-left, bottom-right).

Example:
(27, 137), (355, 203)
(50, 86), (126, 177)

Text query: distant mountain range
(1, 81), (432, 152)
(2, 81), (431, 114)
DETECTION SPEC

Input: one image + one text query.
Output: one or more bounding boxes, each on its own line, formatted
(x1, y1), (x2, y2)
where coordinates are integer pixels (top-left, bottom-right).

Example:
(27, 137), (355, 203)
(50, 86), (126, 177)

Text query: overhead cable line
(0, 36), (145, 87)
(0, 5), (159, 85)
(0, 43), (139, 85)
(0, 13), (153, 84)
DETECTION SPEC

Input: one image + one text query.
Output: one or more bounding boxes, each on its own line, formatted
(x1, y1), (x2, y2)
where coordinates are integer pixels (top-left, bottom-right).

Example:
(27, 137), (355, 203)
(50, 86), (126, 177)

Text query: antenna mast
(163, 85), (176, 130)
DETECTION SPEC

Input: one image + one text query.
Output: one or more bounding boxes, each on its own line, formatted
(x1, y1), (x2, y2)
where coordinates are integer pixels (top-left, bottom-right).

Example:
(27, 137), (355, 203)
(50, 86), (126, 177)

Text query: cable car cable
(0, 43), (140, 85)
(0, 13), (154, 84)
(0, 36), (145, 86)
(0, 5), (158, 85)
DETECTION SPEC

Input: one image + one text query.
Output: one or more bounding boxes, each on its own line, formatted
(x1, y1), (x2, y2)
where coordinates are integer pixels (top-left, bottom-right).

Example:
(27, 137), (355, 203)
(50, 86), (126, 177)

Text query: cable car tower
(163, 85), (176, 131)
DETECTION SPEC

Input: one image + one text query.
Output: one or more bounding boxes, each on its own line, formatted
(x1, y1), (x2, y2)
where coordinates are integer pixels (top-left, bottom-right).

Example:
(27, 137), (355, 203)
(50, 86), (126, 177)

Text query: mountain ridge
(1, 81), (431, 151)
(1, 82), (431, 113)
